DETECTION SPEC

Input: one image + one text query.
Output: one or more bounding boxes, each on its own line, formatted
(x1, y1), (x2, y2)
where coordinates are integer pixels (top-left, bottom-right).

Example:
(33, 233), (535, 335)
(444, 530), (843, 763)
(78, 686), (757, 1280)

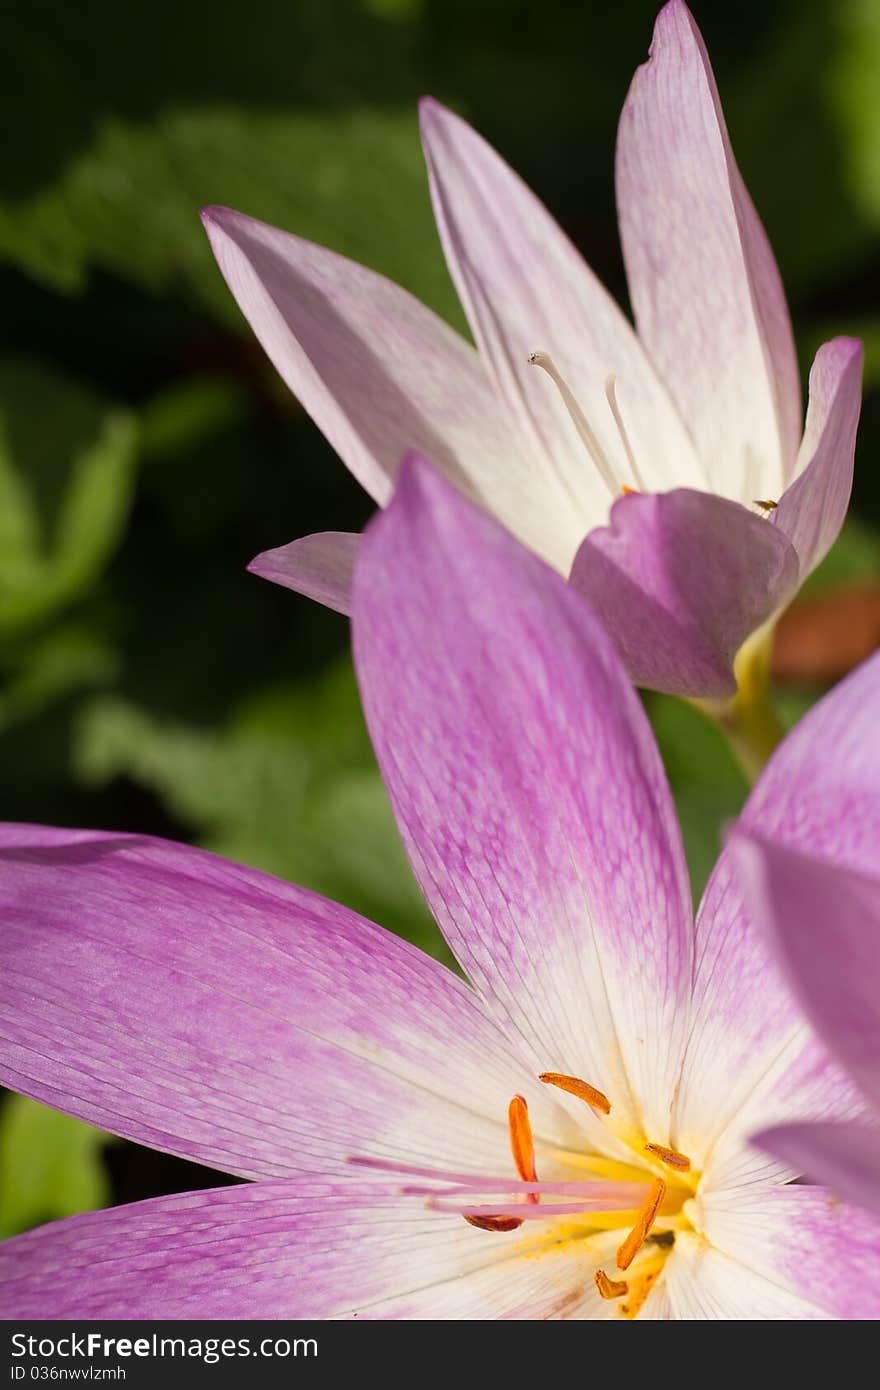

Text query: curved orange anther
(595, 1268), (628, 1300)
(539, 1072), (611, 1114)
(462, 1095), (540, 1231)
(645, 1142), (691, 1173)
(508, 1094), (538, 1203)
(616, 1179), (666, 1270)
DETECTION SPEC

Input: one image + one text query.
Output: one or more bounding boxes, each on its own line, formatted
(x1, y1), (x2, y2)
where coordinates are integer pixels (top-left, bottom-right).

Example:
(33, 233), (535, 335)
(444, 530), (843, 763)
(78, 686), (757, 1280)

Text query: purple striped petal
(0, 1180), (621, 1320)
(352, 456), (693, 1150)
(733, 836), (880, 1110)
(568, 488), (798, 697)
(0, 824), (559, 1182)
(696, 1184), (880, 1320)
(774, 338), (864, 579)
(616, 1), (801, 497)
(201, 207), (576, 573)
(753, 1122), (880, 1218)
(676, 653), (880, 1188)
(735, 649), (880, 879)
(248, 531), (359, 614)
(419, 98), (705, 523)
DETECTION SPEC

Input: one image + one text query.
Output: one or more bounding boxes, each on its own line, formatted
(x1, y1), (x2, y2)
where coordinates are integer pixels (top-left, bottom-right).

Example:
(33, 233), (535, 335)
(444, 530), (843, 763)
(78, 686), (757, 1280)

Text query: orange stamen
(621, 485), (637, 495)
(616, 1179), (666, 1270)
(538, 1072), (611, 1114)
(508, 1093), (538, 1205)
(465, 1094), (540, 1232)
(644, 1142), (691, 1172)
(464, 1214), (523, 1233)
(595, 1269), (628, 1300)
(508, 1095), (537, 1182)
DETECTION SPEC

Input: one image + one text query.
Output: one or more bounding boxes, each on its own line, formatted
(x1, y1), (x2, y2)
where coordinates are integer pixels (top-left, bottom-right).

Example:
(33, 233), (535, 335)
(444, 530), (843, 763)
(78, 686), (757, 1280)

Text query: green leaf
(0, 620), (120, 733)
(74, 656), (451, 962)
(0, 360), (138, 635)
(831, 0), (880, 228)
(140, 374), (253, 463)
(0, 1094), (110, 1238)
(0, 106), (462, 333)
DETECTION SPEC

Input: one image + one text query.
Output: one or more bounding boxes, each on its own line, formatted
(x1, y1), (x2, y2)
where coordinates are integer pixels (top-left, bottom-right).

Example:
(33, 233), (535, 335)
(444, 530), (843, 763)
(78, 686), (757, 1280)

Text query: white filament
(528, 351), (620, 494)
(604, 374), (646, 492)
(529, 352), (644, 495)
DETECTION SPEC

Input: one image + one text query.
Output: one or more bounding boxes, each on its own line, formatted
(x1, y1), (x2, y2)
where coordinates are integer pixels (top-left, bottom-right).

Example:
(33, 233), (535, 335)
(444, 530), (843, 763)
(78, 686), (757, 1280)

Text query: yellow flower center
(461, 1070), (699, 1320)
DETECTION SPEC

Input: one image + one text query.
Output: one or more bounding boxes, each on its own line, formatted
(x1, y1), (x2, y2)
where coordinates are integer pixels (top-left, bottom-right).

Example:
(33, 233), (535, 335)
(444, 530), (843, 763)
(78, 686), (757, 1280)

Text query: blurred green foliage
(0, 0), (879, 1230)
(0, 1096), (109, 1238)
(0, 362), (137, 638)
(73, 662), (446, 958)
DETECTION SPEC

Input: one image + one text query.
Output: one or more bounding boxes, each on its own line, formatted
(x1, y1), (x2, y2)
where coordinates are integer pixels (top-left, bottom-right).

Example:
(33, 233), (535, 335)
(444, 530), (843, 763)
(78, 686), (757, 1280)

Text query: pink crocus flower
(0, 458), (878, 1319)
(735, 818), (880, 1218)
(201, 0), (862, 699)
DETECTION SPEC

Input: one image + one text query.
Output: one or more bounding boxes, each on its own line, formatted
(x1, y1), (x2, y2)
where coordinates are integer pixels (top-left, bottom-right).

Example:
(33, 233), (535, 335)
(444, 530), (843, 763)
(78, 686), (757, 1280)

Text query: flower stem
(691, 623), (783, 783)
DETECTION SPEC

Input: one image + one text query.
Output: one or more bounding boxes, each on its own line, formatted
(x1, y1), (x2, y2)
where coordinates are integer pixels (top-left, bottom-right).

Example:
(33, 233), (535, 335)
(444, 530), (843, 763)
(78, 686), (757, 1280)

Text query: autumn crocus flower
(201, 0), (861, 706)
(733, 745), (880, 1218)
(1, 459), (878, 1320)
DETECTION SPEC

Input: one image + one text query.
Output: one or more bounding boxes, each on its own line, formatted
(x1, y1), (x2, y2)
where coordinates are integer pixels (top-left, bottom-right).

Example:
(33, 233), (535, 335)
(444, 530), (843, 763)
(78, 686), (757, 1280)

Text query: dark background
(1, 0), (878, 1233)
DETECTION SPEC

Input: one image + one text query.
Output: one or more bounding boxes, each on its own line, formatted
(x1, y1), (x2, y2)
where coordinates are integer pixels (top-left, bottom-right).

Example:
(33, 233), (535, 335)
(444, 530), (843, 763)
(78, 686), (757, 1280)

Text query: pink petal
(0, 1180), (621, 1320)
(661, 1233), (829, 1320)
(774, 338), (864, 578)
(248, 530), (359, 614)
(569, 488), (798, 697)
(419, 98), (705, 524)
(616, 1), (801, 497)
(0, 824), (555, 1182)
(735, 649), (880, 880)
(201, 207), (576, 572)
(352, 456), (693, 1148)
(676, 653), (880, 1187)
(754, 1122), (880, 1218)
(733, 836), (880, 1110)
(697, 1184), (880, 1319)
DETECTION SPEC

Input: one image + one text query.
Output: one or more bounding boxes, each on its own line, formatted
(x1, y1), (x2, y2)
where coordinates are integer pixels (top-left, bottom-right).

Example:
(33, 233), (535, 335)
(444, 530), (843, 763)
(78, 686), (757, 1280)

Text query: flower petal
(0, 824), (556, 1182)
(419, 97), (706, 527)
(0, 1180), (621, 1320)
(201, 207), (576, 572)
(735, 647), (880, 879)
(248, 530), (359, 614)
(733, 836), (880, 1110)
(352, 456), (694, 1149)
(676, 653), (880, 1187)
(616, 1), (800, 497)
(697, 1184), (880, 1320)
(774, 338), (864, 579)
(660, 1233), (831, 1320)
(753, 1122), (880, 1218)
(568, 488), (799, 697)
